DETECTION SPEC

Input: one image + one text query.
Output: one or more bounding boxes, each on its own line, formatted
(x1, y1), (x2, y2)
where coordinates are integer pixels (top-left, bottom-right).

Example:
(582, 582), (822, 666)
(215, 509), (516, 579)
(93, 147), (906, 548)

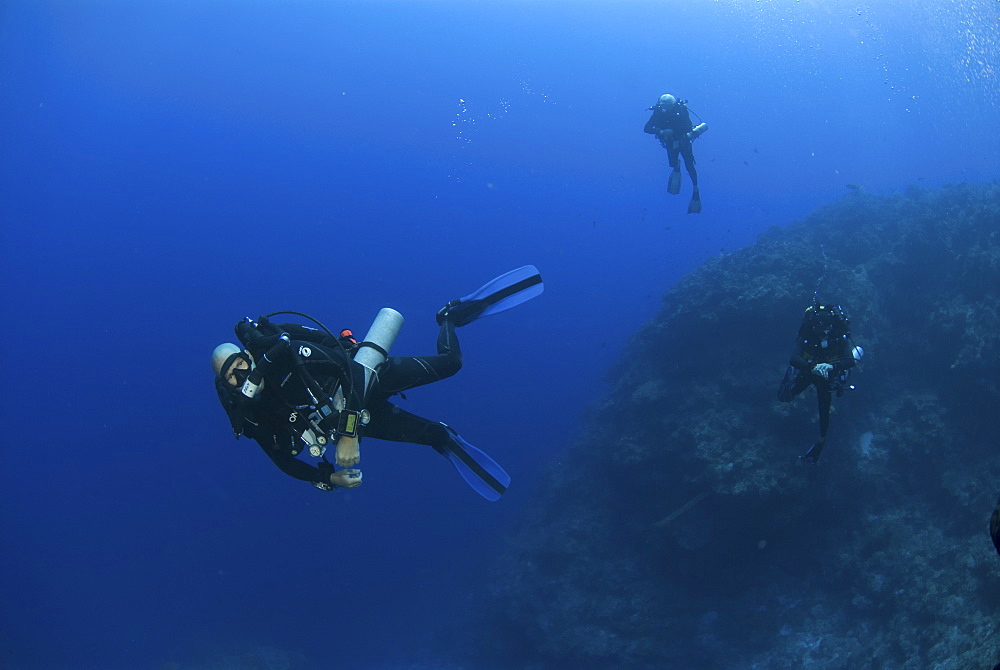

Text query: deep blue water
(1, 2), (997, 668)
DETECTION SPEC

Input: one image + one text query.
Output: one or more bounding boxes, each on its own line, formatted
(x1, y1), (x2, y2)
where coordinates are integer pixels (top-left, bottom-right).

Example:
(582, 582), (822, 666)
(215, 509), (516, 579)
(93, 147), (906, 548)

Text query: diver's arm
(832, 356), (856, 371)
(334, 361), (367, 467)
(643, 113), (661, 134)
(256, 438), (332, 485)
(335, 435), (361, 468)
(829, 341), (858, 371)
(789, 352), (812, 371)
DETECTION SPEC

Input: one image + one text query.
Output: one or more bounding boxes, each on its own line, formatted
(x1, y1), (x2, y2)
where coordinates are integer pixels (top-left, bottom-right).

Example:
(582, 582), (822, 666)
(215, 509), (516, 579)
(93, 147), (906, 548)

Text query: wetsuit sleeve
(830, 342), (857, 372)
(789, 344), (812, 371)
(257, 441), (332, 485)
(789, 354), (811, 371)
(790, 345), (855, 372)
(644, 111), (661, 134)
(245, 425), (333, 485)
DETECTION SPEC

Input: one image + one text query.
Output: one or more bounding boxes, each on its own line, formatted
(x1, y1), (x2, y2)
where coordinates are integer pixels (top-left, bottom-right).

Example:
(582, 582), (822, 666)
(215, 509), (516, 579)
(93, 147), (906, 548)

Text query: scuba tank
(354, 308), (404, 399)
(305, 308), (404, 457)
(687, 122), (709, 140)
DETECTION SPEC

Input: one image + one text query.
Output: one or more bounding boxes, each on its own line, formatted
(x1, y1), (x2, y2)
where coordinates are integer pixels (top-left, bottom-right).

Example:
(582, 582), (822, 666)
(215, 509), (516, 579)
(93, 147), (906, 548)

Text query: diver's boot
(437, 265), (542, 327)
(436, 300), (475, 327)
(436, 266), (544, 328)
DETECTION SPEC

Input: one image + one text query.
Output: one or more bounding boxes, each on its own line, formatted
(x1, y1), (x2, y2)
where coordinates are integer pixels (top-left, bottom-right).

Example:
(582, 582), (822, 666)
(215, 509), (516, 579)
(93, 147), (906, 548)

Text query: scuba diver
(777, 303), (863, 464)
(211, 266), (543, 501)
(643, 93), (709, 214)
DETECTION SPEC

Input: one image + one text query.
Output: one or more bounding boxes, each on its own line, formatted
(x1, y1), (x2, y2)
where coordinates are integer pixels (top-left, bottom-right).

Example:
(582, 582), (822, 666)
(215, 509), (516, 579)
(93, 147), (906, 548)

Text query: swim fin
(687, 189), (702, 214)
(667, 169), (682, 195)
(438, 424), (510, 501)
(437, 265), (543, 327)
(799, 440), (825, 464)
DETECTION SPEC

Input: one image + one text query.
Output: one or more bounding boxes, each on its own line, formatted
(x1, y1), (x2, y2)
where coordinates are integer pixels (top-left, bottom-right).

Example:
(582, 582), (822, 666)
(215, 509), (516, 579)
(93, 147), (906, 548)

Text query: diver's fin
(799, 440), (825, 464)
(437, 265), (543, 327)
(667, 169), (682, 195)
(687, 189), (702, 214)
(439, 424), (510, 501)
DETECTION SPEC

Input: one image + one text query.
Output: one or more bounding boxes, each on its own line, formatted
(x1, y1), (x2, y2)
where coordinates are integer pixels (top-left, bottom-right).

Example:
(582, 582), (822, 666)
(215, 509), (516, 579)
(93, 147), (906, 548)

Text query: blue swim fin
(437, 265), (543, 327)
(439, 424), (510, 501)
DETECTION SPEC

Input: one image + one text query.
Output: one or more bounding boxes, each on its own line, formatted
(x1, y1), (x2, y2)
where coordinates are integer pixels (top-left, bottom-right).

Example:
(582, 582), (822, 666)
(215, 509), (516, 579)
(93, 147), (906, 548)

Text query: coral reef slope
(483, 183), (1000, 670)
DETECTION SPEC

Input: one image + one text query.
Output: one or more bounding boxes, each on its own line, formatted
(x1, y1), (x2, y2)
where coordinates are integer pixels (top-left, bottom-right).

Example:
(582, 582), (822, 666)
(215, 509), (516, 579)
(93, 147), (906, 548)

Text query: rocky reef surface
(476, 183), (1000, 669)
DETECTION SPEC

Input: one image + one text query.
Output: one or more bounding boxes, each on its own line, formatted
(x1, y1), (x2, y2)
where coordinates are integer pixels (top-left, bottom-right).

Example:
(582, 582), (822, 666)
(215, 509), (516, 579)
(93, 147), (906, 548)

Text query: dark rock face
(483, 184), (1000, 670)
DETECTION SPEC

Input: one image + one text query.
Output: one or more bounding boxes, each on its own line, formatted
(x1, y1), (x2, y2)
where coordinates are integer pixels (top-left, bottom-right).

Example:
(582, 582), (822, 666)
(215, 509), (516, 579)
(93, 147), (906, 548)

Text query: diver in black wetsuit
(777, 303), (863, 464)
(211, 266), (543, 500)
(644, 93), (708, 214)
(213, 317), (465, 489)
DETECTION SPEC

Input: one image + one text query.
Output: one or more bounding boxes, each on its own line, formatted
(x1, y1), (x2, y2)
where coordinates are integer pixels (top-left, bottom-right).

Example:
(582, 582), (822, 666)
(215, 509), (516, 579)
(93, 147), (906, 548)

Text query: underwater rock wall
(478, 183), (1000, 670)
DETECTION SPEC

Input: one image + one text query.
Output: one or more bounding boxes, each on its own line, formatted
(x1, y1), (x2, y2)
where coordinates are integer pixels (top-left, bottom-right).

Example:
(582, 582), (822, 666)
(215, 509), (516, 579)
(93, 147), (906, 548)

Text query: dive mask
(221, 351), (255, 388)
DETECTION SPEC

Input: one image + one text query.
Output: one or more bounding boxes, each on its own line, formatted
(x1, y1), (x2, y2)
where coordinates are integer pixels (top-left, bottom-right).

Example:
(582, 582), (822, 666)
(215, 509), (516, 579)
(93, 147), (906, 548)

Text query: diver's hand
(330, 469), (363, 489)
(812, 363), (833, 379)
(336, 435), (361, 467)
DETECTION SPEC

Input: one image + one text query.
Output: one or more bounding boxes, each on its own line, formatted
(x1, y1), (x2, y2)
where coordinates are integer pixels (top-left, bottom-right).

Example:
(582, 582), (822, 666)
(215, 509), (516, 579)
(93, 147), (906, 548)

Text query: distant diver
(211, 266), (543, 501)
(777, 303), (863, 464)
(644, 93), (709, 214)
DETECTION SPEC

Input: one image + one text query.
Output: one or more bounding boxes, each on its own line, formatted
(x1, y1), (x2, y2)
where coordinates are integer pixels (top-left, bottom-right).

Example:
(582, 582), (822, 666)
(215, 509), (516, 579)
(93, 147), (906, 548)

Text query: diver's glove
(812, 363), (833, 379)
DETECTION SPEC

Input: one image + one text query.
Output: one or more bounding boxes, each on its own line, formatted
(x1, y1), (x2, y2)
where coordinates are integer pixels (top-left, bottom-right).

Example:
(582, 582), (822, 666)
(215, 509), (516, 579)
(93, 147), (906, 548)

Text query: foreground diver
(643, 93), (709, 214)
(777, 303), (863, 464)
(211, 266), (543, 501)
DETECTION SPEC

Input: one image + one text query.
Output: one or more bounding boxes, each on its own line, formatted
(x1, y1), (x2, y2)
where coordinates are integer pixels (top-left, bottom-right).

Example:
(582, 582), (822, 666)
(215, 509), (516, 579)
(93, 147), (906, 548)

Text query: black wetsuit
(219, 318), (464, 487)
(644, 103), (698, 186)
(777, 329), (857, 443)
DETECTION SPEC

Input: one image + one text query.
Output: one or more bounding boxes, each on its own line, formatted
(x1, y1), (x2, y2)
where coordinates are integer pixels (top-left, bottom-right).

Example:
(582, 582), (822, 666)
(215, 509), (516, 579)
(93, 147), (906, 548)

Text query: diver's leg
(817, 384), (832, 441)
(800, 384), (832, 464)
(777, 366), (811, 402)
(682, 144), (699, 188)
(365, 402), (452, 451)
(666, 147), (683, 194)
(682, 144), (701, 212)
(376, 321), (462, 395)
(365, 402), (510, 500)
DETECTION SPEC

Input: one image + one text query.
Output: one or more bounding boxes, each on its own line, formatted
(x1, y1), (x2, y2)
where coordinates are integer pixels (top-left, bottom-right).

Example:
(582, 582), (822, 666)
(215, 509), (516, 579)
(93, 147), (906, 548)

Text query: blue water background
(1, 1), (997, 668)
